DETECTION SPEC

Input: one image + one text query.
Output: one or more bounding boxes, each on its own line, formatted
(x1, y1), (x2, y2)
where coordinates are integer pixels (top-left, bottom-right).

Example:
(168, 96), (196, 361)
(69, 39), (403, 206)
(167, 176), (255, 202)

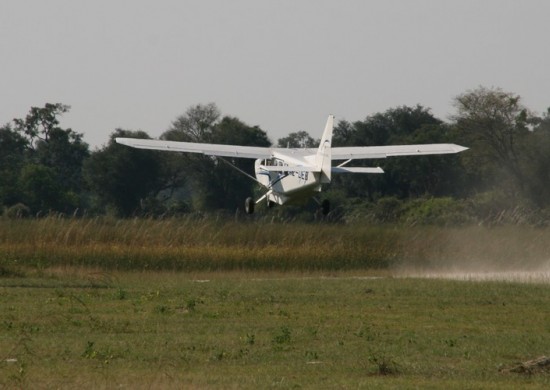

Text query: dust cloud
(393, 226), (550, 284)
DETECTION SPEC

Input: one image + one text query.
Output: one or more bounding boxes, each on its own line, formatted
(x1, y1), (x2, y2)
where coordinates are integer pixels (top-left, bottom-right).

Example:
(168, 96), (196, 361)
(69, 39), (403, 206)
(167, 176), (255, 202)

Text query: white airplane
(116, 115), (467, 214)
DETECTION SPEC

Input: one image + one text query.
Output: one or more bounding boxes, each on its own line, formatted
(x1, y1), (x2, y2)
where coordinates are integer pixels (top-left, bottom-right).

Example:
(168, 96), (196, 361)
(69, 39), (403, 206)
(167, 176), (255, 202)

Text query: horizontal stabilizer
(331, 167), (384, 174)
(260, 165), (319, 172)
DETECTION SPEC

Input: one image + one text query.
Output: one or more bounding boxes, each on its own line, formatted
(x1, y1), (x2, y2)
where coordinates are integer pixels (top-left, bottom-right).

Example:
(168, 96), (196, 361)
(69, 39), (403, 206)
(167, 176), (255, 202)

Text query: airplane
(116, 115), (467, 215)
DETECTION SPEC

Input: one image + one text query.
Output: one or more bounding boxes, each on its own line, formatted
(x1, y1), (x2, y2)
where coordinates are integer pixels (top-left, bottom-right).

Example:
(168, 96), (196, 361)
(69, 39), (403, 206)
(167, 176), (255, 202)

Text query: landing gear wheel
(321, 199), (330, 216)
(245, 197), (255, 214)
(267, 200), (276, 209)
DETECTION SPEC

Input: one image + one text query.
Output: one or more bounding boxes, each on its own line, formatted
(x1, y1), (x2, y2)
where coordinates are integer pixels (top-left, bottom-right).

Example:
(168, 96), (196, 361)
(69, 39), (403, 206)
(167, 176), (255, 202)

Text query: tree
(277, 131), (318, 148)
(160, 103), (221, 210)
(453, 86), (531, 191)
(334, 105), (441, 147)
(19, 164), (70, 214)
(0, 125), (27, 207)
(380, 123), (467, 198)
(9, 103), (90, 214)
(331, 106), (459, 200)
(13, 103), (71, 149)
(161, 104), (271, 211)
(521, 107), (550, 207)
(163, 103), (220, 142)
(84, 130), (163, 216)
(35, 127), (89, 195)
(534, 108), (550, 132)
(206, 116), (271, 210)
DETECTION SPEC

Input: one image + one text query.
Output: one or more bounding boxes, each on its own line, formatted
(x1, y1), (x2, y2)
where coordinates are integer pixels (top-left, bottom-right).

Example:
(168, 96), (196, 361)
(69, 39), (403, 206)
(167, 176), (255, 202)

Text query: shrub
(3, 203), (31, 219)
(373, 197), (404, 223)
(401, 197), (472, 226)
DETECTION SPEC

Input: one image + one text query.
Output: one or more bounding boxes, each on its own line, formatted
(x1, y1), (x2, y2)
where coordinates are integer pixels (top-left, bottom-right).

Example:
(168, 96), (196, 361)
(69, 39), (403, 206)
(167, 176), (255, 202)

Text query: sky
(1, 0), (549, 148)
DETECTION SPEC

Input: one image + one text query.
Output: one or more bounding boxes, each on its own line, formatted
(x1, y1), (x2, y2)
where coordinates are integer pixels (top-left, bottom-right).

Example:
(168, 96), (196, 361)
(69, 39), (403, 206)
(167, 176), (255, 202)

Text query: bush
(373, 197), (404, 223)
(343, 196), (473, 226)
(3, 203), (31, 219)
(401, 197), (472, 226)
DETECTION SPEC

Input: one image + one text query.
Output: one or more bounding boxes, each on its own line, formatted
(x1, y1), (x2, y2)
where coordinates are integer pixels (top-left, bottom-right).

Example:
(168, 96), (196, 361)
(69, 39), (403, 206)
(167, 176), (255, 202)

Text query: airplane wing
(331, 144), (468, 160)
(116, 138), (467, 162)
(116, 138), (273, 159)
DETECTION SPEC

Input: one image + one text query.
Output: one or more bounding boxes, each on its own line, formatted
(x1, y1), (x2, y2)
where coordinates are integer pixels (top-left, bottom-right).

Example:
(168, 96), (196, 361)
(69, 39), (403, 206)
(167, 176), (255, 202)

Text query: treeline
(1, 87), (550, 225)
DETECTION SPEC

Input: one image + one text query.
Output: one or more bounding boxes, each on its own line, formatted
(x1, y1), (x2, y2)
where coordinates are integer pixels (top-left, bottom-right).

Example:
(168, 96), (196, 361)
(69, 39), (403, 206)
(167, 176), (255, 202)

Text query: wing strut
(218, 157), (264, 185)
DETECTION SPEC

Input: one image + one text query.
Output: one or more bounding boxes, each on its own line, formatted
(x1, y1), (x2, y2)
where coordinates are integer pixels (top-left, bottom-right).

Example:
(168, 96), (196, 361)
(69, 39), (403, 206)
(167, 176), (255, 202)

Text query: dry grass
(0, 217), (400, 272)
(2, 216), (550, 275)
(0, 217), (549, 275)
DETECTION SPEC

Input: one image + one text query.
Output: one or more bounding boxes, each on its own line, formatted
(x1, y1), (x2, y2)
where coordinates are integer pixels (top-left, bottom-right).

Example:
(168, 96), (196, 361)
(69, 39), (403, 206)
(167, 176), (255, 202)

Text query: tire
(321, 199), (330, 216)
(245, 197), (255, 214)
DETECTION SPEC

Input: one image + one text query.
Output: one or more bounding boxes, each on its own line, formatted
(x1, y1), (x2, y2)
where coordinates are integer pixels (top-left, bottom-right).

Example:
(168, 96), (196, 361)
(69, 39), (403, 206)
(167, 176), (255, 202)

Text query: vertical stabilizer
(316, 115), (334, 183)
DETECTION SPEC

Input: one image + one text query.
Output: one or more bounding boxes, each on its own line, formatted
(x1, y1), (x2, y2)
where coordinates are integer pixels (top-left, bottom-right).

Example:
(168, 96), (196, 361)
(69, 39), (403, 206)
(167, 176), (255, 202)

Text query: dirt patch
(397, 270), (550, 284)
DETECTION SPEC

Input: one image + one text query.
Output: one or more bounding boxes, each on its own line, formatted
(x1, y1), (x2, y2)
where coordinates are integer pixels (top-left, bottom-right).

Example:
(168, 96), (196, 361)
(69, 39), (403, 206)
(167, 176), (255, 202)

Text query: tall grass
(1, 216), (550, 273)
(0, 216), (399, 272)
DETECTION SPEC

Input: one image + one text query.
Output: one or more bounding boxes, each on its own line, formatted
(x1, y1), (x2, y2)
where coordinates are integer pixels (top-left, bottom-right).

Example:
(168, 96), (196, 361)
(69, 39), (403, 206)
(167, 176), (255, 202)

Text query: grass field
(1, 218), (550, 388)
(1, 272), (550, 389)
(1, 216), (550, 273)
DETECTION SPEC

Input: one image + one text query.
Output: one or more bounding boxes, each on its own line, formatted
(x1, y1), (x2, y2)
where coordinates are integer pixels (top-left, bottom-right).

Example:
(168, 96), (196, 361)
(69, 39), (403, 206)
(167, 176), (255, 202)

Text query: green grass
(1, 217), (550, 387)
(1, 272), (549, 388)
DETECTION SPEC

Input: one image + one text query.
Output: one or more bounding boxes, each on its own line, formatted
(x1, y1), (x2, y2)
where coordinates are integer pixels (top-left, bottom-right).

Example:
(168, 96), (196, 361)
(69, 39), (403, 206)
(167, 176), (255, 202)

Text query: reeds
(0, 216), (398, 272)
(2, 216), (550, 273)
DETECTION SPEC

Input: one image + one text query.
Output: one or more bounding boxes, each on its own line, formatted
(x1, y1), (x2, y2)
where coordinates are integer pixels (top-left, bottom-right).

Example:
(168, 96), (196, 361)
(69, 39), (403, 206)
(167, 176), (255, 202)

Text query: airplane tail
(315, 115), (334, 183)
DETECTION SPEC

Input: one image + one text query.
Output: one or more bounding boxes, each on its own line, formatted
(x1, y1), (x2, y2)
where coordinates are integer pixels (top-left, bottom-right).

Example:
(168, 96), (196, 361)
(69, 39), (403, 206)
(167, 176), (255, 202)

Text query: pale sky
(1, 0), (549, 148)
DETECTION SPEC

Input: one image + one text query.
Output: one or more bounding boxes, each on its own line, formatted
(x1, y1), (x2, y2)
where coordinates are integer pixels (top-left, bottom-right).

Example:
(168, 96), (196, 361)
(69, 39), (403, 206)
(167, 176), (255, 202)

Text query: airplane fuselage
(254, 156), (322, 205)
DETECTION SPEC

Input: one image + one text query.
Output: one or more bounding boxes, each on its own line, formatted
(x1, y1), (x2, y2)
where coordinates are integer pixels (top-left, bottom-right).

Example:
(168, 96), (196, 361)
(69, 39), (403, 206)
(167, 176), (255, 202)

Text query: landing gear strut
(245, 197), (255, 214)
